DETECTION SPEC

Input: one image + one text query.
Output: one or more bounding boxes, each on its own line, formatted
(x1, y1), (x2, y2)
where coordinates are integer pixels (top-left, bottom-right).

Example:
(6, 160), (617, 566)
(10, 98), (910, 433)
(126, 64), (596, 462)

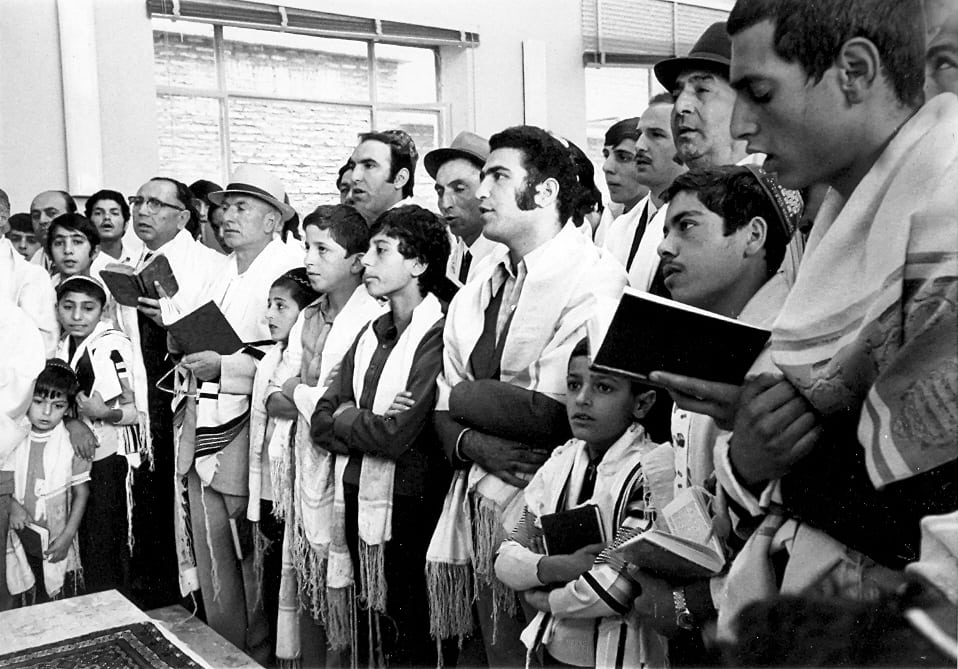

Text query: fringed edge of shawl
(358, 540), (387, 614)
(425, 561), (474, 641)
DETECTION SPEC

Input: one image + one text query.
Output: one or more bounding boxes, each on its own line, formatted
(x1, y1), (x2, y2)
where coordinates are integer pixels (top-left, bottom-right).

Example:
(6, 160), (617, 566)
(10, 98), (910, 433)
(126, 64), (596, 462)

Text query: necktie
(577, 459), (599, 504)
(625, 202), (650, 272)
(458, 250), (473, 284)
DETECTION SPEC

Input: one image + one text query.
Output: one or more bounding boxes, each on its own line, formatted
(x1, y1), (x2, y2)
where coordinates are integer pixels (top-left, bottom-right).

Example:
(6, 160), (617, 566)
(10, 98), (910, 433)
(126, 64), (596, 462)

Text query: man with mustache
(347, 129), (417, 224)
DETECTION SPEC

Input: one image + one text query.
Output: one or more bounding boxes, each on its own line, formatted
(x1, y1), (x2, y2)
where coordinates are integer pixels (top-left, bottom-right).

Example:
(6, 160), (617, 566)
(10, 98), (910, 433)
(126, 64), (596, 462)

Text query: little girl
(7, 360), (91, 603)
(248, 267), (319, 663)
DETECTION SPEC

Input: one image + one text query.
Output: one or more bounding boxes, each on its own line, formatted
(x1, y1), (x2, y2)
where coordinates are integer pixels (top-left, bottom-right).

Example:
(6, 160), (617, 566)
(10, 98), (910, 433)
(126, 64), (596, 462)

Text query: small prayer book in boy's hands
(588, 287), (771, 386)
(540, 504), (605, 556)
(166, 301), (244, 356)
(612, 487), (725, 580)
(16, 523), (50, 559)
(99, 254), (179, 308)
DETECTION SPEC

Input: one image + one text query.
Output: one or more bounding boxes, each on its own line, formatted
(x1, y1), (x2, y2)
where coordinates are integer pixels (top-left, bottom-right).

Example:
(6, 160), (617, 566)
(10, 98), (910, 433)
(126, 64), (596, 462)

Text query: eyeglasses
(128, 196), (186, 214)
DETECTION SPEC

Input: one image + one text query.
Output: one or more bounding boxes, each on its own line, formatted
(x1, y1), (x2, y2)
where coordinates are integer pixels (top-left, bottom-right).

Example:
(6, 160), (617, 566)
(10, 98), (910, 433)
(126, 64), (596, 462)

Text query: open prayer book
(99, 254), (179, 308)
(167, 301), (243, 356)
(612, 487), (725, 580)
(588, 288), (771, 386)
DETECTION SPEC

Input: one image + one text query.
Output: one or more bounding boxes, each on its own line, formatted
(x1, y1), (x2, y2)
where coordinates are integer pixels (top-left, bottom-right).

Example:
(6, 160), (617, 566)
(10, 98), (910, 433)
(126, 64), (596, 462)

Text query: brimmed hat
(654, 21), (731, 93)
(208, 165), (296, 223)
(424, 131), (490, 179)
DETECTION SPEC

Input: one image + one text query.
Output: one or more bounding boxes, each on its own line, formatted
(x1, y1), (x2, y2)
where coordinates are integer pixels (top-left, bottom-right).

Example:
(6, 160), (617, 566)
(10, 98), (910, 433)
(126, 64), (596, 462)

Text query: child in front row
(54, 275), (147, 596)
(6, 360), (90, 603)
(495, 337), (674, 668)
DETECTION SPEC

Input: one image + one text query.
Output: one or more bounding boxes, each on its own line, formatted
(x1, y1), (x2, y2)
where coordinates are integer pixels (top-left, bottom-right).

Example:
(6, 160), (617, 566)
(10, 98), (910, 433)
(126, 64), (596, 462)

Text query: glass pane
(228, 97), (371, 213)
(375, 44), (438, 104)
(155, 94), (224, 184)
(223, 27), (370, 101)
(152, 19), (217, 90)
(375, 109), (441, 205)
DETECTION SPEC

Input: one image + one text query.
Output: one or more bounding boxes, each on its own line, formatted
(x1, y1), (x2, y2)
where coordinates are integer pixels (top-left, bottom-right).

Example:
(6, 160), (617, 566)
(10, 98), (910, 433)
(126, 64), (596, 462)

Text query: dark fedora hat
(654, 21), (731, 93)
(423, 131), (490, 179)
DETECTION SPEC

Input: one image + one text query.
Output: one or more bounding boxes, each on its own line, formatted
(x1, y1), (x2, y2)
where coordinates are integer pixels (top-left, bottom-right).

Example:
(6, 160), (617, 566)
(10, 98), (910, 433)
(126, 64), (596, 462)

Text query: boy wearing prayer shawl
(54, 275), (147, 596)
(310, 204), (451, 667)
(655, 0), (958, 641)
(495, 338), (671, 668)
(6, 360), (90, 603)
(266, 205), (384, 665)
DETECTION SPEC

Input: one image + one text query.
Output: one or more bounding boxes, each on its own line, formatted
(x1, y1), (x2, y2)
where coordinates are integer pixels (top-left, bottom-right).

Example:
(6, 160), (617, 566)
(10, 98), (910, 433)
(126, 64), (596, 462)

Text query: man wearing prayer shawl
(115, 177), (223, 609)
(699, 0), (958, 639)
(425, 126), (627, 666)
(174, 165), (300, 664)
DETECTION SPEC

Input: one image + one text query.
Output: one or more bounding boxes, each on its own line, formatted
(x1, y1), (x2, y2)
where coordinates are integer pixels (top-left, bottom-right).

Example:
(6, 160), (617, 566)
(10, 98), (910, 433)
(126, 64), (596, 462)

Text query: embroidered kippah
(742, 164), (803, 237)
(280, 267), (313, 292)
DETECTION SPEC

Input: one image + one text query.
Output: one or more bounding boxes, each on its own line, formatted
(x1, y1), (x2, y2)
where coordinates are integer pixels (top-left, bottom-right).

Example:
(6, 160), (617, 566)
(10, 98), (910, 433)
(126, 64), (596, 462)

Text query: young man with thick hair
(693, 0), (957, 637)
(349, 129), (418, 223)
(425, 125), (627, 666)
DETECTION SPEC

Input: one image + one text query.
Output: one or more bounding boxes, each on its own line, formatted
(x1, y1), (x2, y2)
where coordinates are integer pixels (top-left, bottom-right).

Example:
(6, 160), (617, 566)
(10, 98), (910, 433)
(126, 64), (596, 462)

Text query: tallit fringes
(270, 454), (292, 521)
(425, 561), (474, 642)
(472, 499), (517, 642)
(138, 410), (154, 471)
(125, 463), (136, 554)
(326, 584), (356, 652)
(253, 521), (272, 611)
(199, 484), (221, 602)
(358, 540), (387, 614)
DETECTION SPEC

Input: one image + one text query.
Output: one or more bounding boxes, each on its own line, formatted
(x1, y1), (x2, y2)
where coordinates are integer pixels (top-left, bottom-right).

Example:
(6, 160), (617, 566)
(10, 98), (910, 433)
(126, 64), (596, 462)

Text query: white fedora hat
(208, 164), (297, 222)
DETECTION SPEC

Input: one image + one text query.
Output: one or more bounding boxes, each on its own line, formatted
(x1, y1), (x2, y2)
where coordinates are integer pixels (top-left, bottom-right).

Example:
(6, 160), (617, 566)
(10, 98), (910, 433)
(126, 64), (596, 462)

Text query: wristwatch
(672, 587), (695, 630)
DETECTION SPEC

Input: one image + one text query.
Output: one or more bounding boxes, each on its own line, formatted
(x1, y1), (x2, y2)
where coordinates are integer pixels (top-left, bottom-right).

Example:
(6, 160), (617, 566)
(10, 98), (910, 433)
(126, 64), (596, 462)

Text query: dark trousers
(344, 485), (450, 668)
(79, 453), (131, 596)
(0, 492), (12, 611)
(257, 500), (285, 665)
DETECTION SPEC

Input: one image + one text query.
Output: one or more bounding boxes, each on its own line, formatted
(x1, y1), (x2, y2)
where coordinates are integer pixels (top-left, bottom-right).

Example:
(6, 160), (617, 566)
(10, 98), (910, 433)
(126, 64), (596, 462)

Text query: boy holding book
(310, 204), (451, 667)
(6, 360), (91, 603)
(495, 337), (673, 668)
(54, 275), (148, 595)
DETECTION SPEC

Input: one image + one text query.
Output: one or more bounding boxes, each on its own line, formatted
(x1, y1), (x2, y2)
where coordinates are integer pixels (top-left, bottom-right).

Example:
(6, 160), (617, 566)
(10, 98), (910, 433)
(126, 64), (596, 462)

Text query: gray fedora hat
(654, 22), (731, 93)
(208, 164), (297, 222)
(423, 131), (490, 179)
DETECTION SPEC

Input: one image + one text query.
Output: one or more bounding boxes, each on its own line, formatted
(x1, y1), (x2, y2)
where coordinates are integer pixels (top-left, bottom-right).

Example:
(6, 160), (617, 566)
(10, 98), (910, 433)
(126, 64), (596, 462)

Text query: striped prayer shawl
(770, 93), (958, 488)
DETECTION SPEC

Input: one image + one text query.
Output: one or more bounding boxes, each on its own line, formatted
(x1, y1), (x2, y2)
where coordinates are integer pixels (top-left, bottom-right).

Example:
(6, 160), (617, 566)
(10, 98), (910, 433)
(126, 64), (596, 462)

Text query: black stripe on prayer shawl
(582, 571), (630, 615)
(612, 461), (645, 527)
(615, 619), (628, 669)
(195, 411), (249, 459)
(242, 340), (275, 361)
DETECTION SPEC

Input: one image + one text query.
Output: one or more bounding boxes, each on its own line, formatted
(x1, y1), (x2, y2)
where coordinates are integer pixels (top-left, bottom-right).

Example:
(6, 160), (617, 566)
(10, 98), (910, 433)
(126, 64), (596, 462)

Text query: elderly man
(348, 129), (418, 224)
(425, 126), (627, 666)
(692, 0), (957, 636)
(175, 165), (300, 663)
(29, 190), (76, 273)
(109, 177), (223, 610)
(424, 131), (504, 285)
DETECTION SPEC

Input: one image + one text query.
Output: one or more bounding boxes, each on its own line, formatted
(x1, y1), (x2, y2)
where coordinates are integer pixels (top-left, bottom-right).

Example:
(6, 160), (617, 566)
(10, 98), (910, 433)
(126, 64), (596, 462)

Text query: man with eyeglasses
(113, 176), (223, 611)
(29, 190), (77, 274)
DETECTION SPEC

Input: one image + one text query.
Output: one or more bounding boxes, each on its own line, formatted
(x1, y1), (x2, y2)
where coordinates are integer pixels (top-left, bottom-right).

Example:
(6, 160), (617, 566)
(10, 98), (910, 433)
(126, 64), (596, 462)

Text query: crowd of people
(1, 0), (956, 667)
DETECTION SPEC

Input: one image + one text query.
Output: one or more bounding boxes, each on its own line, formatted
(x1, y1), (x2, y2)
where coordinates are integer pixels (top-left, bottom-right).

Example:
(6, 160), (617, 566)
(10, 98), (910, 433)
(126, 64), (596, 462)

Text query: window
(152, 18), (447, 213)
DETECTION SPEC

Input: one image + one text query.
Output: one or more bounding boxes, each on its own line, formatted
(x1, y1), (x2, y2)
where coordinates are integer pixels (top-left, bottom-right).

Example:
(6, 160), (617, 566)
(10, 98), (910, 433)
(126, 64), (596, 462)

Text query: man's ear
(631, 389), (657, 422)
(176, 208), (190, 231)
(835, 37), (881, 104)
(349, 252), (365, 275)
(392, 167), (410, 191)
(409, 258), (427, 278)
(743, 215), (768, 258)
(534, 177), (560, 210)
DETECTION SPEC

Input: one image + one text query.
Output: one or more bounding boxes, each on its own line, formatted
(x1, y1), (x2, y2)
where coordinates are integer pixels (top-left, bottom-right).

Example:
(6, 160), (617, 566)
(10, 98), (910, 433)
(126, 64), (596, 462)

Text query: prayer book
(540, 504), (604, 556)
(588, 287), (771, 386)
(612, 487), (725, 580)
(16, 523), (50, 558)
(99, 255), (179, 308)
(166, 301), (244, 356)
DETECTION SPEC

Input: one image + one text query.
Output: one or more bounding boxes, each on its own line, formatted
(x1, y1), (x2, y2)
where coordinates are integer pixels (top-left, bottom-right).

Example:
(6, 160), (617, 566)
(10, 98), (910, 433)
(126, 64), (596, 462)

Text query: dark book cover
(167, 301), (244, 356)
(590, 288), (771, 386)
(100, 254), (179, 307)
(16, 523), (49, 559)
(540, 504), (604, 556)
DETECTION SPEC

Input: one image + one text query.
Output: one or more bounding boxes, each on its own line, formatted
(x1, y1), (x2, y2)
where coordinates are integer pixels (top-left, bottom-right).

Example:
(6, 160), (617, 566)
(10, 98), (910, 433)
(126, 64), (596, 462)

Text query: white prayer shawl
(598, 196), (656, 271)
(0, 298), (45, 459)
(179, 239), (300, 492)
(6, 424), (90, 597)
(626, 204), (668, 290)
(247, 342), (290, 523)
(427, 222), (627, 639)
(446, 234), (504, 286)
(350, 292), (445, 614)
(0, 238), (59, 357)
(770, 94), (958, 488)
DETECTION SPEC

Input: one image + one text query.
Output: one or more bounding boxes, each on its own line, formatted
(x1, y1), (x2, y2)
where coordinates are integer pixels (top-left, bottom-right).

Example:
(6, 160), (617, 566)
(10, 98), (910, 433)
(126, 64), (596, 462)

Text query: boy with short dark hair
(6, 213), (41, 261)
(6, 360), (91, 602)
(47, 213), (100, 283)
(54, 275), (147, 596)
(495, 337), (672, 667)
(310, 204), (451, 667)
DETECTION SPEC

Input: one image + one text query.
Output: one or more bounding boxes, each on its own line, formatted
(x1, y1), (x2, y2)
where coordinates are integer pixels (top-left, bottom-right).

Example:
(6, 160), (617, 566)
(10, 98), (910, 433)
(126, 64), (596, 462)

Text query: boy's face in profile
(57, 290), (104, 341)
(658, 190), (752, 311)
(565, 355), (642, 451)
(7, 229), (41, 260)
(304, 225), (360, 294)
(361, 231), (423, 300)
(28, 392), (70, 432)
(50, 225), (96, 278)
